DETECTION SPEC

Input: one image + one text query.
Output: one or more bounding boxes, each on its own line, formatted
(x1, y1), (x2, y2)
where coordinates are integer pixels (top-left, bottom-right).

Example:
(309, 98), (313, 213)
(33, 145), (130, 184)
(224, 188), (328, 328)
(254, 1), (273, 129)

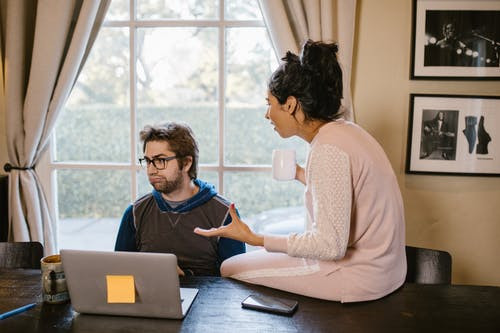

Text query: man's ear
(182, 156), (193, 173)
(284, 96), (298, 115)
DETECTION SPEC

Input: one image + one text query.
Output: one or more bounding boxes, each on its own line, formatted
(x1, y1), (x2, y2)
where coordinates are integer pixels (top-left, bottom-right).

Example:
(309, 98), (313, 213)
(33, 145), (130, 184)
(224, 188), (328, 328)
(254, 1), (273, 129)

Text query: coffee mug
(41, 254), (70, 304)
(272, 149), (296, 181)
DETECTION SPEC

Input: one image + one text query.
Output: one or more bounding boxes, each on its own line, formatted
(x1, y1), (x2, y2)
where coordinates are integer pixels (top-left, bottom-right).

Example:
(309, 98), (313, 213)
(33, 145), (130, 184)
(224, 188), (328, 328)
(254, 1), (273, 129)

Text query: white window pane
(225, 0), (262, 20)
(106, 0), (129, 20)
(55, 105), (130, 162)
(225, 106), (308, 165)
(224, 172), (305, 222)
(137, 27), (218, 164)
(226, 27), (276, 105)
(57, 169), (130, 251)
(56, 28), (130, 163)
(137, 0), (218, 19)
(224, 27), (302, 165)
(57, 169), (131, 218)
(137, 28), (217, 105)
(66, 28), (129, 107)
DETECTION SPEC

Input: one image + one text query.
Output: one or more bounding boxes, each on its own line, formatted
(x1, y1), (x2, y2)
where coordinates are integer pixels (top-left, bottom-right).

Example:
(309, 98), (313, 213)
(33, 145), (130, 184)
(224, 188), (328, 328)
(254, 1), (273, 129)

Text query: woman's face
(264, 91), (296, 138)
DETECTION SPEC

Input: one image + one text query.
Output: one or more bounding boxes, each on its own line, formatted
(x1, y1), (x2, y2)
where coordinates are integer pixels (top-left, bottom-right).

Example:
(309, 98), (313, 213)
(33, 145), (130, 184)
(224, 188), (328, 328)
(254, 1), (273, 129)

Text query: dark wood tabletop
(1, 268), (499, 332)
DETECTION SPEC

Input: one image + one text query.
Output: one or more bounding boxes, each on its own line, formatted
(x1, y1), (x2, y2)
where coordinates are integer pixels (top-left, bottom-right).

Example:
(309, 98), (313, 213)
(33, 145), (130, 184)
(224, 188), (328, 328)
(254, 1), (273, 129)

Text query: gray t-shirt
(133, 193), (231, 275)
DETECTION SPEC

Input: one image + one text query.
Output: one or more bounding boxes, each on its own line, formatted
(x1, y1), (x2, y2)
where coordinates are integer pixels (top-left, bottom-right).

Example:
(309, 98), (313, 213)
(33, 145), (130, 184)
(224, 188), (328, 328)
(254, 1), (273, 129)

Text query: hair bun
(301, 39), (339, 68)
(281, 51), (300, 63)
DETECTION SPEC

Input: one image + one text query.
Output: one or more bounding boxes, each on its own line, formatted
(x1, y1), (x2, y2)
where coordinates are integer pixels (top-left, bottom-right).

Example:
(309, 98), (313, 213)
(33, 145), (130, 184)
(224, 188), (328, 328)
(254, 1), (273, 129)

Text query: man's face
(443, 24), (455, 39)
(144, 140), (185, 195)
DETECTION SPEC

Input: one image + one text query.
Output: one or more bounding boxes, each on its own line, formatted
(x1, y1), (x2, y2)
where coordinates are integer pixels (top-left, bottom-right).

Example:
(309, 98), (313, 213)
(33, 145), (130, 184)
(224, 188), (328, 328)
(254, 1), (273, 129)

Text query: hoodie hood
(151, 179), (218, 213)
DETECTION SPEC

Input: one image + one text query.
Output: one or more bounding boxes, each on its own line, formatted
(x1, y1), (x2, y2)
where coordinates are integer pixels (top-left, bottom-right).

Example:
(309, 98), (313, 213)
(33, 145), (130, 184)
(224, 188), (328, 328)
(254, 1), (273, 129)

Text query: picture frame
(411, 0), (500, 80)
(406, 94), (500, 176)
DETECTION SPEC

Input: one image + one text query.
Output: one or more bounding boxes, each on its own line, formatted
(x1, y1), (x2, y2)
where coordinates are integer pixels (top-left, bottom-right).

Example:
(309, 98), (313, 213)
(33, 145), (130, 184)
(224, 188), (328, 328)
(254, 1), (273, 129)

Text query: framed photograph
(411, 0), (500, 80)
(406, 94), (500, 176)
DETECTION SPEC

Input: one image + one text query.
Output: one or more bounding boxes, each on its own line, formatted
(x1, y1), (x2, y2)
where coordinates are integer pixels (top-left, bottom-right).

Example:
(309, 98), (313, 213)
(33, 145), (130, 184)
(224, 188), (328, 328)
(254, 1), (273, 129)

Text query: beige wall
(353, 0), (500, 286)
(0, 88), (6, 172)
(0, 0), (499, 286)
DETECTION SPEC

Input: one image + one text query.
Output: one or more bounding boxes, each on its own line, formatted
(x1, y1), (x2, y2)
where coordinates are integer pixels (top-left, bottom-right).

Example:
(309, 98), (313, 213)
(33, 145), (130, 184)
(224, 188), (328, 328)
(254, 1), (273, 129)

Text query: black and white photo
(406, 94), (500, 176)
(412, 0), (500, 79)
(419, 109), (458, 160)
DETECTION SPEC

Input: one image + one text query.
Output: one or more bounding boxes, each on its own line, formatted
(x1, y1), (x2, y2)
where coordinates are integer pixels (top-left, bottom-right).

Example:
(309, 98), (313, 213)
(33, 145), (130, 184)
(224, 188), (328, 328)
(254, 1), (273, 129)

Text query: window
(41, 0), (306, 251)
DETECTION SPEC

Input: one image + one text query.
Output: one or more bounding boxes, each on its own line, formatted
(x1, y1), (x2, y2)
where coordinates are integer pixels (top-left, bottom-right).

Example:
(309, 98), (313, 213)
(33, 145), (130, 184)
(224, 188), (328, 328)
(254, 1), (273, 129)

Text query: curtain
(258, 0), (357, 121)
(0, 0), (110, 254)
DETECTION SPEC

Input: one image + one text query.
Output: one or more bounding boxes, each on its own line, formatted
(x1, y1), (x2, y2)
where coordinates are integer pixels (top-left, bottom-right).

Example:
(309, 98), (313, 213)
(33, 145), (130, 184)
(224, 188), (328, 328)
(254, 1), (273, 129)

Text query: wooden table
(1, 268), (499, 332)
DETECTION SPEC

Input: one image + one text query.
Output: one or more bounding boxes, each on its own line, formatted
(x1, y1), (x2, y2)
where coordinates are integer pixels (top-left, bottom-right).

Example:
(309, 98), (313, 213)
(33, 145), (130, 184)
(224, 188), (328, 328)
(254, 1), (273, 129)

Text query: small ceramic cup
(272, 149), (296, 181)
(41, 254), (70, 304)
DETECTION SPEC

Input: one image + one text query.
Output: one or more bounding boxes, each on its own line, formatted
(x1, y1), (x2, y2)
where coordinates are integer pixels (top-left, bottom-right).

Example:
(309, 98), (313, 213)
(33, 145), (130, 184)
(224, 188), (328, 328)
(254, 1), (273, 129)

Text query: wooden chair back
(0, 242), (44, 269)
(405, 245), (452, 285)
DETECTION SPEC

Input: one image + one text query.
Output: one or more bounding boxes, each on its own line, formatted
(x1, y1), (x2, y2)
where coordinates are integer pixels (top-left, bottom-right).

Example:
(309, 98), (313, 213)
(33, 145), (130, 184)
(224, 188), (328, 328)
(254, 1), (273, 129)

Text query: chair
(0, 241), (44, 269)
(405, 245), (452, 285)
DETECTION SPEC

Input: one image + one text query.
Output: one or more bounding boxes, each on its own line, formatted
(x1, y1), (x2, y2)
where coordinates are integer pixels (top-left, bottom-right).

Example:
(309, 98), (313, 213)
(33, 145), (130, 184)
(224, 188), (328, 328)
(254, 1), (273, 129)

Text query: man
(435, 22), (468, 66)
(115, 122), (245, 275)
(421, 111), (455, 160)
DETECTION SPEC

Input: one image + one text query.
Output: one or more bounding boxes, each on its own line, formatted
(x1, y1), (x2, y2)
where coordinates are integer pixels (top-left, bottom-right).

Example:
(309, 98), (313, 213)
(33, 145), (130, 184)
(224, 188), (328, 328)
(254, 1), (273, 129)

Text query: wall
(0, 0), (499, 286)
(0, 85), (6, 173)
(352, 0), (500, 286)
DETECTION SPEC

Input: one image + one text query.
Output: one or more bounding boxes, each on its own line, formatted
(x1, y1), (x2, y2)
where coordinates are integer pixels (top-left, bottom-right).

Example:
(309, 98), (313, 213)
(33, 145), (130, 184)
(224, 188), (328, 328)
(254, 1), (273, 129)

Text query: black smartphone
(241, 294), (298, 315)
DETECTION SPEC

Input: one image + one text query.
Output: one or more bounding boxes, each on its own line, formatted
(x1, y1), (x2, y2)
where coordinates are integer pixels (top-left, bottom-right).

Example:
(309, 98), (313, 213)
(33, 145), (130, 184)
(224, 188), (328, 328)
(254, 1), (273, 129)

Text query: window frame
(37, 0), (277, 239)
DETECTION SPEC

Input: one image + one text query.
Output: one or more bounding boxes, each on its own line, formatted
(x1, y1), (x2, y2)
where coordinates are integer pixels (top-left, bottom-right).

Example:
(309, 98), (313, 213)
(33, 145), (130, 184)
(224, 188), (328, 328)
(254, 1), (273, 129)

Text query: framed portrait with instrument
(411, 0), (500, 80)
(406, 94), (500, 176)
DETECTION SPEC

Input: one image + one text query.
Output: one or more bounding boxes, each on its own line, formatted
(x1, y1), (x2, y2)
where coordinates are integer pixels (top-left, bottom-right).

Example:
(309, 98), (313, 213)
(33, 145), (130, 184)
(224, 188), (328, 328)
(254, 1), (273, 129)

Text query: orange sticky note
(106, 275), (135, 303)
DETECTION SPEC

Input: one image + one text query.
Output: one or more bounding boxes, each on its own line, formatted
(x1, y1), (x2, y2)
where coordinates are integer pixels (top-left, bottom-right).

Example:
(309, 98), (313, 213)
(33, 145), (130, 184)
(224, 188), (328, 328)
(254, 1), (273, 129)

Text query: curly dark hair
(139, 122), (198, 179)
(268, 39), (343, 122)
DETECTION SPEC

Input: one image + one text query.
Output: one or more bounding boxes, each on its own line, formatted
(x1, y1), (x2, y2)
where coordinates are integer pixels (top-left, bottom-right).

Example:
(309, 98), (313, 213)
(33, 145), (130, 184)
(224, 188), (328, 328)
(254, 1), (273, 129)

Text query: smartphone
(241, 294), (298, 315)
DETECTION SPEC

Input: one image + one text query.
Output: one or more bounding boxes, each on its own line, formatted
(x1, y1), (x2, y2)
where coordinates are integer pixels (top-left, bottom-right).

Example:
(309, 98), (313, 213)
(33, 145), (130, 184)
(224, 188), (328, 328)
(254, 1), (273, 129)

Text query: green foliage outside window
(56, 104), (306, 219)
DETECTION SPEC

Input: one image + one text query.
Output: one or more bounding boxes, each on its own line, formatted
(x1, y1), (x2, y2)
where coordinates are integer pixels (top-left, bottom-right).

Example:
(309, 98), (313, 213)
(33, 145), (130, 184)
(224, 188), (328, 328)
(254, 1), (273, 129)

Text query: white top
(264, 120), (407, 302)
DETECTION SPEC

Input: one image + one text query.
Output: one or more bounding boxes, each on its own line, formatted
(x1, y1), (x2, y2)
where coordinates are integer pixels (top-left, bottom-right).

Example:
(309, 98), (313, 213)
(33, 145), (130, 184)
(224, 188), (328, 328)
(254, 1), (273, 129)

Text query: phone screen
(241, 294), (298, 315)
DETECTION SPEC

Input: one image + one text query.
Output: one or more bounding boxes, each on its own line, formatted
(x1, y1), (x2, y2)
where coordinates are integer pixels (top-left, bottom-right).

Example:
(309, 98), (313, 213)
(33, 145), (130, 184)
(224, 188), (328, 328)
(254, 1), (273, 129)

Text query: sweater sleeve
(114, 205), (138, 251)
(265, 144), (352, 260)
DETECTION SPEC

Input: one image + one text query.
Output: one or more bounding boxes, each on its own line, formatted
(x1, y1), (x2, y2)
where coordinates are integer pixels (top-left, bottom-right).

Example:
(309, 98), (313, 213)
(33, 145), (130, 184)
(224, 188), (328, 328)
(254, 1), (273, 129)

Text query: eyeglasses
(138, 156), (178, 170)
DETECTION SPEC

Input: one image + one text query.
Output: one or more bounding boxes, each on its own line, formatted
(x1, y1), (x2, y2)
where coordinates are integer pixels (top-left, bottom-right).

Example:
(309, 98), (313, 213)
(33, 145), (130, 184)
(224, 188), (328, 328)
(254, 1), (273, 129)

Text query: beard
(149, 170), (184, 195)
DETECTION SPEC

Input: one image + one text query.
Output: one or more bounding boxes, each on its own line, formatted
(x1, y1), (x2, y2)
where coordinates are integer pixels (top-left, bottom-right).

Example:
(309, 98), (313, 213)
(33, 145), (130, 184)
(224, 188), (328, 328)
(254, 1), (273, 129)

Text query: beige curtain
(258, 0), (357, 121)
(0, 0), (110, 254)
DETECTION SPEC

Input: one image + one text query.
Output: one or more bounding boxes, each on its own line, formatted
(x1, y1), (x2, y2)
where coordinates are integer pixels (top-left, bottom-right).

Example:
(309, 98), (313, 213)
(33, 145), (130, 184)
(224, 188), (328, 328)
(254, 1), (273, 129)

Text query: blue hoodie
(114, 179), (245, 275)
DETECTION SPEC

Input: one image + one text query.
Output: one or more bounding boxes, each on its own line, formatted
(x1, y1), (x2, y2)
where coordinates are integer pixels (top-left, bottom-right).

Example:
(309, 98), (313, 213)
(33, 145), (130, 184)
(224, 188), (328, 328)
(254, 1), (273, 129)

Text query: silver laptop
(60, 249), (198, 319)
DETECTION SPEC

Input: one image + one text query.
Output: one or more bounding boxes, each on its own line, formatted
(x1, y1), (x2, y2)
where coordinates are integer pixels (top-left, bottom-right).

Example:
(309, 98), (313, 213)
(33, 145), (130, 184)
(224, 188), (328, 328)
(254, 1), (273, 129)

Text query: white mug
(272, 149), (296, 181)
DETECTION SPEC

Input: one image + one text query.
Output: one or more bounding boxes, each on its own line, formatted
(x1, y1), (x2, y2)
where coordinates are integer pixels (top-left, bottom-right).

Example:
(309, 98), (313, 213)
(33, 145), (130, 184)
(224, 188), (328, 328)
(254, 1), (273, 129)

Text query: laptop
(60, 249), (198, 319)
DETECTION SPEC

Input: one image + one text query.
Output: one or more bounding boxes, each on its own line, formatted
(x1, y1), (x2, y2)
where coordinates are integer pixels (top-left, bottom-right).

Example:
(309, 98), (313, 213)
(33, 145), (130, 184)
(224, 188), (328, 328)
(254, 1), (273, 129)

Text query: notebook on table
(60, 249), (198, 319)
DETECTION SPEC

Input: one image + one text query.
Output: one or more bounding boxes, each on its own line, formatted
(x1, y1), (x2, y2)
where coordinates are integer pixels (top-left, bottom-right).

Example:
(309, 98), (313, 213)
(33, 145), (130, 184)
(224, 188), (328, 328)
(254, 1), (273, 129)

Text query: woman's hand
(194, 203), (264, 246)
(295, 164), (306, 185)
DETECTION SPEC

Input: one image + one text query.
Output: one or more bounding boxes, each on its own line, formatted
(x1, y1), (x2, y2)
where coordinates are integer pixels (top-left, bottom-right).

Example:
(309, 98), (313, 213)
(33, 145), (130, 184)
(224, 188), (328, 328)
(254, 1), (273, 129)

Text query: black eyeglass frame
(138, 156), (179, 170)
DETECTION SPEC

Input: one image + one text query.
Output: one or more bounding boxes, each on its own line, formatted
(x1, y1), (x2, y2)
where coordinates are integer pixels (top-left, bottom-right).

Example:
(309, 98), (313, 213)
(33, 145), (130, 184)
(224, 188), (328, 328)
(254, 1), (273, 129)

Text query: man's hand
(194, 203), (264, 247)
(177, 266), (185, 276)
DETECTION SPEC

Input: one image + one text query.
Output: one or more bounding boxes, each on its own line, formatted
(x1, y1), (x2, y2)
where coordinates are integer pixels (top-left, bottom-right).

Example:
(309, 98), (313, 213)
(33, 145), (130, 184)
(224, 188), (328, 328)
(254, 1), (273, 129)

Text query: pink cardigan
(264, 120), (407, 302)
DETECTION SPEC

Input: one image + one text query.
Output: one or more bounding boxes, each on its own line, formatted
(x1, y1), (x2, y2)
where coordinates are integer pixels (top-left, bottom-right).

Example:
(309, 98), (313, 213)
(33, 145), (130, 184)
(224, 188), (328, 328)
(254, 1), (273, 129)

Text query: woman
(195, 40), (406, 302)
